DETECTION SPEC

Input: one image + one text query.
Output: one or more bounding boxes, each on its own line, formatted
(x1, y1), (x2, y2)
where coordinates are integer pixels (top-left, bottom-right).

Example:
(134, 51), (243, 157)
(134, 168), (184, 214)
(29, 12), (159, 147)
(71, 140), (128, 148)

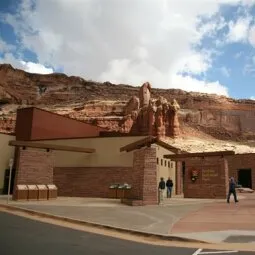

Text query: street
(0, 211), (253, 255)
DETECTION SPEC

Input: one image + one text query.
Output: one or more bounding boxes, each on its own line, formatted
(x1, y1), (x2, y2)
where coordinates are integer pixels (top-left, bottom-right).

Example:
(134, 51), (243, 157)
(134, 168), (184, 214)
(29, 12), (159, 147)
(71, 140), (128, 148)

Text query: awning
(164, 150), (235, 161)
(9, 140), (95, 153)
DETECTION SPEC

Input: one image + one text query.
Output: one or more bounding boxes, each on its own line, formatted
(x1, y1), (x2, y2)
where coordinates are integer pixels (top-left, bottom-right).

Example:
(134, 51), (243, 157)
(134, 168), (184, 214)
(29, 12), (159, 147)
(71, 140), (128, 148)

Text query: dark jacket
(229, 179), (236, 191)
(166, 180), (173, 188)
(158, 180), (165, 190)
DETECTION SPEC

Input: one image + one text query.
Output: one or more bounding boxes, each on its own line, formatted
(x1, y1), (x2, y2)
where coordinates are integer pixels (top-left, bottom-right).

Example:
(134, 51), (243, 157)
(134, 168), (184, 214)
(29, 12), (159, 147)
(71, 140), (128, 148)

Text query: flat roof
(17, 106), (108, 130)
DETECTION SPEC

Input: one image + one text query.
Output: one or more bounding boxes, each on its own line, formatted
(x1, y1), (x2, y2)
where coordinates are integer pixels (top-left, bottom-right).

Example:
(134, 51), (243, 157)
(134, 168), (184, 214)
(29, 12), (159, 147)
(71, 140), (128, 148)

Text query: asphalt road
(0, 211), (253, 255)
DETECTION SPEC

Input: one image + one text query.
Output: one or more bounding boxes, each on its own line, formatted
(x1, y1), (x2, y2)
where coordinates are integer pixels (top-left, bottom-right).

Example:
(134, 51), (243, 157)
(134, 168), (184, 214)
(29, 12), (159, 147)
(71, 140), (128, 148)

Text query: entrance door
(3, 168), (16, 194)
(238, 169), (252, 189)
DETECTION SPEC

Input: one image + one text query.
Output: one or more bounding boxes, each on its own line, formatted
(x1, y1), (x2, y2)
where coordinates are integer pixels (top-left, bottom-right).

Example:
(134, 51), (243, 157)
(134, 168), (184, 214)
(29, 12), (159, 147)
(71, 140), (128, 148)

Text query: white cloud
(0, 39), (16, 53)
(251, 96), (255, 100)
(171, 74), (229, 96)
(248, 25), (255, 47)
(20, 61), (53, 74)
(220, 66), (231, 77)
(100, 57), (228, 96)
(0, 52), (53, 74)
(176, 51), (213, 75)
(2, 0), (255, 96)
(227, 16), (252, 43)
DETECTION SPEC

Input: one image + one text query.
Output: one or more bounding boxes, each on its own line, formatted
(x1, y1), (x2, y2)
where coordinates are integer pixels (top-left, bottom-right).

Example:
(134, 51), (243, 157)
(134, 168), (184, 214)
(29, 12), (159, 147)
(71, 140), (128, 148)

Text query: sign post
(7, 158), (14, 204)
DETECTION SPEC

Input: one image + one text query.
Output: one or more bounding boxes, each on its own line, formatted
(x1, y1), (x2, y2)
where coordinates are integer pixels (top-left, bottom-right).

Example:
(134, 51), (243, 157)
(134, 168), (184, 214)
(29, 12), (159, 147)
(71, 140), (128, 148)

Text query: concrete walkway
(1, 193), (255, 244)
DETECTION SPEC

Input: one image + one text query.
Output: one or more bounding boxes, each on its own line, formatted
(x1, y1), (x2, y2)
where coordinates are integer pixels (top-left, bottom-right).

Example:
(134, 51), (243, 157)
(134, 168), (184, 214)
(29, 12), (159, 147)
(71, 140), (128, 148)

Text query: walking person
(166, 177), (173, 198)
(227, 177), (239, 203)
(158, 177), (166, 204)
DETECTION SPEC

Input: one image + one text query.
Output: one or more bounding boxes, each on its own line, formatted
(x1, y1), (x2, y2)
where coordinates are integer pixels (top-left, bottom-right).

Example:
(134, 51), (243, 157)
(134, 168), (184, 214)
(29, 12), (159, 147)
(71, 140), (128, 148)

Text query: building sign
(202, 169), (218, 181)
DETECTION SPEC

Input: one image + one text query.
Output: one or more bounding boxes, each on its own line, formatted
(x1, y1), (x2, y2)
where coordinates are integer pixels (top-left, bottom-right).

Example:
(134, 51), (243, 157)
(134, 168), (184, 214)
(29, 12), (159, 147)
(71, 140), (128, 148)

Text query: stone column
(132, 147), (158, 205)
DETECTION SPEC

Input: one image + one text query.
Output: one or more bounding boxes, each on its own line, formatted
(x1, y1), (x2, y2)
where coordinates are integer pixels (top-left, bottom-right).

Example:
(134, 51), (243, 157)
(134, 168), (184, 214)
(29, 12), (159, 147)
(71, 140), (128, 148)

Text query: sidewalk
(170, 193), (255, 243)
(1, 193), (255, 244)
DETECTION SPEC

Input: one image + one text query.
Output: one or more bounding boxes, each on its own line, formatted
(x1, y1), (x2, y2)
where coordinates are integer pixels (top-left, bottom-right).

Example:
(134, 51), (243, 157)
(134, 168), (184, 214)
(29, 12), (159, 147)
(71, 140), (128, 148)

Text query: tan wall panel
(0, 133), (15, 190)
(155, 145), (176, 195)
(34, 136), (146, 167)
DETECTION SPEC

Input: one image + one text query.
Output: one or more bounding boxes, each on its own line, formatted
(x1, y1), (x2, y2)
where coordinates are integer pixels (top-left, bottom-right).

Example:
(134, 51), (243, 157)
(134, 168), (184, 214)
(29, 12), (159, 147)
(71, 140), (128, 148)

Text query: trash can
(13, 185), (28, 201)
(37, 185), (48, 200)
(109, 184), (119, 198)
(118, 183), (132, 199)
(123, 183), (132, 199)
(27, 185), (38, 200)
(47, 184), (57, 200)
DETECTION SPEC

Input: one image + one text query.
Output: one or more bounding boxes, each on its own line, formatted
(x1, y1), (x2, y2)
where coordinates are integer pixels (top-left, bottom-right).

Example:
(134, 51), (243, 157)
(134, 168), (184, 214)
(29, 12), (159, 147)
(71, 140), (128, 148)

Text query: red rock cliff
(0, 64), (255, 140)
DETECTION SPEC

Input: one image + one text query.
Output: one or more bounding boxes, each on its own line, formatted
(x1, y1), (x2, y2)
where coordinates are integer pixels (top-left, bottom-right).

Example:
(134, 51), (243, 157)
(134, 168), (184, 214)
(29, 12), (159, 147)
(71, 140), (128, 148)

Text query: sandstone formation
(0, 64), (255, 141)
(122, 82), (180, 138)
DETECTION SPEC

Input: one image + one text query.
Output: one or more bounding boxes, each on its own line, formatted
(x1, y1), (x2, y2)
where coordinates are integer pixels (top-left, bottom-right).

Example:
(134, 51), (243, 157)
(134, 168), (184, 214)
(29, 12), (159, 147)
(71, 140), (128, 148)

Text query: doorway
(238, 169), (252, 189)
(3, 168), (16, 194)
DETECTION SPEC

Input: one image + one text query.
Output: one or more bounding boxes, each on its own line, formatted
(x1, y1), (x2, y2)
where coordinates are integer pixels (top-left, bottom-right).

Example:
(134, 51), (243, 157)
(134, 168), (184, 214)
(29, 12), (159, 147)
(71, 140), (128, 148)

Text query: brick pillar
(224, 158), (229, 196)
(132, 147), (158, 205)
(14, 147), (54, 187)
(175, 161), (183, 195)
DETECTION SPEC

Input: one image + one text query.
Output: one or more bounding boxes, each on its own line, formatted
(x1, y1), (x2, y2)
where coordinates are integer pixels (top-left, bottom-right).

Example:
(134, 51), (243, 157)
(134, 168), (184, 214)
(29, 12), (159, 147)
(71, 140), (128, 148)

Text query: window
(157, 157), (159, 164)
(161, 159), (163, 166)
(168, 161), (170, 168)
(164, 160), (167, 167)
(171, 162), (174, 168)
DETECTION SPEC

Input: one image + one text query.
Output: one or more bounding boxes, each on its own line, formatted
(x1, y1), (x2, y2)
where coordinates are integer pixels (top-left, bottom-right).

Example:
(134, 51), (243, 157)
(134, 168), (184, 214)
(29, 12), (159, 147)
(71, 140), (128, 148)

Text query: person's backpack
(159, 181), (165, 189)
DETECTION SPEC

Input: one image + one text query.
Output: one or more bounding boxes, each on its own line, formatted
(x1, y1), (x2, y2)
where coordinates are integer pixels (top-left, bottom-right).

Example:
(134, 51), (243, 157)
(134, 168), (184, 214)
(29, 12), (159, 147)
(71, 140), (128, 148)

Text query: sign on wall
(202, 169), (219, 181)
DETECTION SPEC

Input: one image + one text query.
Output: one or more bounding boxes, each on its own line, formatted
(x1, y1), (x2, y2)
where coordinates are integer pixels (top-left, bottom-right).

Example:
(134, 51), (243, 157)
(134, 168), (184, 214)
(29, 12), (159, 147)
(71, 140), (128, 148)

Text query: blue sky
(0, 0), (255, 100)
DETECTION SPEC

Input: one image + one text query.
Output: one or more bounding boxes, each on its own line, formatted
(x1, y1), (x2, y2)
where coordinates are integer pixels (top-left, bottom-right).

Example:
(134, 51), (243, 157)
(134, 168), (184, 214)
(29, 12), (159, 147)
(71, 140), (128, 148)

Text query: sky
(0, 0), (255, 99)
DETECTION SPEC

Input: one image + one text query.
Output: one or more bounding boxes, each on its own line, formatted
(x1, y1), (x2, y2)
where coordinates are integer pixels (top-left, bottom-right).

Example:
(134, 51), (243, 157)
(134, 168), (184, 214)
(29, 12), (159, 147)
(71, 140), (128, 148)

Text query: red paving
(170, 193), (255, 234)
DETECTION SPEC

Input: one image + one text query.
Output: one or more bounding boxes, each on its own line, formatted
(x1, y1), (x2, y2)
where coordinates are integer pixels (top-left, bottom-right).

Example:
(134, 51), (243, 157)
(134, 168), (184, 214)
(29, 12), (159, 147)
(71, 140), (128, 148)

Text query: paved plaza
(1, 193), (255, 244)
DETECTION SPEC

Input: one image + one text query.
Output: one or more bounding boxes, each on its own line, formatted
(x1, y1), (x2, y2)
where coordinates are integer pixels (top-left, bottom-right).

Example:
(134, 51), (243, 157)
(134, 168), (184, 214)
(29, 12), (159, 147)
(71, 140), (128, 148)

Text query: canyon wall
(0, 64), (255, 140)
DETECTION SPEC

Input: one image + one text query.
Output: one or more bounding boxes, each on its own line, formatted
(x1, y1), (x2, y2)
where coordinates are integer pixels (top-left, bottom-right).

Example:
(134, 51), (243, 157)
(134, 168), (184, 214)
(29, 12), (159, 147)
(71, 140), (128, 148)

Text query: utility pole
(7, 158), (14, 204)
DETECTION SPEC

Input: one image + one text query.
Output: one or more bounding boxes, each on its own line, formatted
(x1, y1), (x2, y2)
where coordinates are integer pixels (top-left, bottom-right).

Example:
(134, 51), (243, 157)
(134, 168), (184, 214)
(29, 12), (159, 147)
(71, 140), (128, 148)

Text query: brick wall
(54, 167), (133, 197)
(184, 157), (228, 199)
(54, 147), (158, 205)
(14, 147), (54, 186)
(227, 153), (255, 189)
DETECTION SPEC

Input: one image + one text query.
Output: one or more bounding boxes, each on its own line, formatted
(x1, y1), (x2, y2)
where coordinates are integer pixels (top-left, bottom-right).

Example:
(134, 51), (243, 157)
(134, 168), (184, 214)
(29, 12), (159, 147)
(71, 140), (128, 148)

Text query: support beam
(120, 136), (181, 153)
(9, 140), (95, 153)
(120, 136), (154, 152)
(164, 150), (235, 160)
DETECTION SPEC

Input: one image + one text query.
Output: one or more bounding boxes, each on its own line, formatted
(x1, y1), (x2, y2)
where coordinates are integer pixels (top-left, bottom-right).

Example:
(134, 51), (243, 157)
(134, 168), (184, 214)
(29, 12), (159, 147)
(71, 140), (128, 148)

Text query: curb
(0, 203), (208, 244)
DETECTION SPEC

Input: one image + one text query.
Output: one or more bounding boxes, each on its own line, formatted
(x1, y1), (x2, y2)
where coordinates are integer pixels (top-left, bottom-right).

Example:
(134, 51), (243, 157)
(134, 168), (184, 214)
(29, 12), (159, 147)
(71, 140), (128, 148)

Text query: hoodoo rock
(121, 82), (181, 138)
